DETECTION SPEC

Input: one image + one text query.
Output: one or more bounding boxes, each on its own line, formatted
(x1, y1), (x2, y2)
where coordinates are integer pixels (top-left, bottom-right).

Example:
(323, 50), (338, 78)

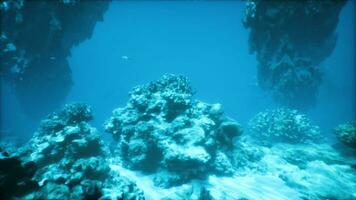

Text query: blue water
(1, 0), (355, 143)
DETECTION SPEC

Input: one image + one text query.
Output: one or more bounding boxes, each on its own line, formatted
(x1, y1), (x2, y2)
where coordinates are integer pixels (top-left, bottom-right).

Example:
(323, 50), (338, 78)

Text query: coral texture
(105, 74), (242, 187)
(334, 121), (356, 148)
(20, 103), (144, 200)
(0, 0), (110, 118)
(248, 108), (320, 144)
(243, 0), (346, 109)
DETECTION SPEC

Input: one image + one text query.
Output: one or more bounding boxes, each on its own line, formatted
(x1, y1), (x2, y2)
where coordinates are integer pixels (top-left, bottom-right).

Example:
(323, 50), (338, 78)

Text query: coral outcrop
(1, 82), (354, 199)
(0, 0), (110, 118)
(19, 103), (144, 200)
(334, 121), (356, 149)
(248, 108), (321, 145)
(235, 109), (356, 199)
(105, 74), (242, 187)
(243, 0), (346, 109)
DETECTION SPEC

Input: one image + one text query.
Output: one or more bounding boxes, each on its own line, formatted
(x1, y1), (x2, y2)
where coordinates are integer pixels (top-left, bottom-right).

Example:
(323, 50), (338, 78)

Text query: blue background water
(1, 1), (355, 143)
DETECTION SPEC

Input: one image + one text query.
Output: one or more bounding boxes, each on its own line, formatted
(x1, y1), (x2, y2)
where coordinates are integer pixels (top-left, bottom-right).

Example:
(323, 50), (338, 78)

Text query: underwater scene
(0, 0), (355, 199)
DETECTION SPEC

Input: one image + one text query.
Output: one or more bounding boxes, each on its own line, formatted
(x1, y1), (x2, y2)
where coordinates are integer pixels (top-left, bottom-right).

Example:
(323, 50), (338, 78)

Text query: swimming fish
(121, 55), (129, 60)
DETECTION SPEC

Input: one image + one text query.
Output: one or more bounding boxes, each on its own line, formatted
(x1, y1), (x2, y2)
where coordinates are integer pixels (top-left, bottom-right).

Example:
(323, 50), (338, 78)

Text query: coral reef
(248, 108), (321, 145)
(105, 74), (242, 187)
(334, 121), (356, 149)
(243, 0), (346, 109)
(237, 108), (356, 199)
(19, 103), (144, 200)
(0, 0), (110, 118)
(1, 81), (354, 199)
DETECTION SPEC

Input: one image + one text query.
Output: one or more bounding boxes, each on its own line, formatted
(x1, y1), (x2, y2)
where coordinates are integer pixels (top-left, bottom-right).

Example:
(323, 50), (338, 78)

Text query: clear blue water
(1, 1), (355, 143)
(1, 1), (355, 199)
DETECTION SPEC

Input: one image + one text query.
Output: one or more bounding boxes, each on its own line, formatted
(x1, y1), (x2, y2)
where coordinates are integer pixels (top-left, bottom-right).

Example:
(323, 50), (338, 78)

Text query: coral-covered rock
(0, 0), (110, 118)
(105, 74), (242, 187)
(248, 108), (320, 144)
(243, 0), (346, 109)
(20, 103), (144, 200)
(334, 121), (356, 149)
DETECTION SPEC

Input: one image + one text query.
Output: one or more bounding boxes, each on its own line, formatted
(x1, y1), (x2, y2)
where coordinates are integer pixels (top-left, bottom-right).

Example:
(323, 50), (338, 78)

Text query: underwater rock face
(334, 121), (356, 149)
(248, 108), (320, 144)
(105, 74), (242, 187)
(1, 90), (353, 200)
(243, 0), (346, 109)
(0, 0), (110, 118)
(19, 103), (144, 200)
(0, 145), (38, 199)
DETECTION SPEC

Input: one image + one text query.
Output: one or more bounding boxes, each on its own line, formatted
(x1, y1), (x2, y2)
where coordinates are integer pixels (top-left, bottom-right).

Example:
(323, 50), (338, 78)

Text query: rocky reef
(1, 74), (355, 199)
(334, 121), (356, 149)
(105, 74), (242, 187)
(240, 108), (356, 199)
(248, 108), (321, 145)
(0, 0), (110, 118)
(17, 103), (144, 200)
(243, 0), (346, 109)
(101, 73), (355, 199)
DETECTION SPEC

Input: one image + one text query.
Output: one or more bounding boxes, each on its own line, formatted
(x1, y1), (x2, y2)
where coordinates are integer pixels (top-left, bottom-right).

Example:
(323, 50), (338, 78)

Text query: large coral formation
(19, 103), (144, 200)
(248, 108), (321, 144)
(0, 80), (355, 199)
(105, 74), (242, 187)
(243, 0), (346, 109)
(0, 0), (110, 118)
(334, 121), (356, 149)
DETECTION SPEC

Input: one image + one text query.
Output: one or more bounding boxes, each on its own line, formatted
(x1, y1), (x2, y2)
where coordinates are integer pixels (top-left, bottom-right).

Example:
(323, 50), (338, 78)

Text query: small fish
(121, 55), (129, 60)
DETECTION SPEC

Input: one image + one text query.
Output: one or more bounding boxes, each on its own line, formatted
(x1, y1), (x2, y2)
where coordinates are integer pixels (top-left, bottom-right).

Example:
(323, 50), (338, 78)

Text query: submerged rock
(105, 74), (242, 187)
(0, 0), (110, 118)
(248, 108), (320, 145)
(1, 83), (353, 199)
(19, 103), (144, 200)
(243, 0), (346, 109)
(334, 121), (356, 149)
